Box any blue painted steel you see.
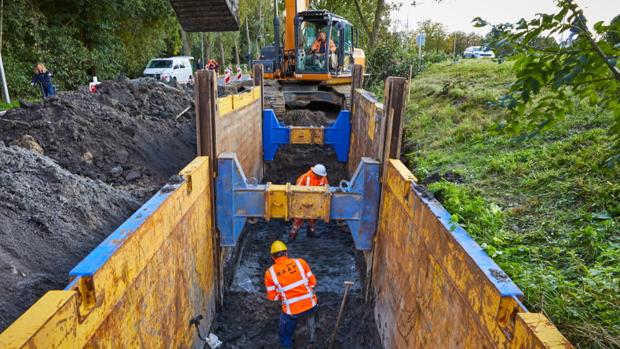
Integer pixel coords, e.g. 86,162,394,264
263,109,290,161
324,110,351,162
262,109,351,162
416,186,524,297
216,154,380,250
69,183,178,277
217,154,253,246
329,157,380,249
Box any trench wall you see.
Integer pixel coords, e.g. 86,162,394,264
347,88,385,177
215,87,263,181
0,157,215,348
372,159,572,349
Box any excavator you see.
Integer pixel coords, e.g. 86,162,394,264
253,0,366,115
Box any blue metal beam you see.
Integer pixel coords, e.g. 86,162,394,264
216,153,380,250
262,109,351,162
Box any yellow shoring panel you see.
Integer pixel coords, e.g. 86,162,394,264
0,157,215,348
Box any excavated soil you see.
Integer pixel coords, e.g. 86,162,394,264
0,144,140,330
212,109,381,348
0,78,196,199
0,79,197,331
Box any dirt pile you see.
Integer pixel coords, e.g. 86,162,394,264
0,78,198,332
0,144,140,330
0,78,196,198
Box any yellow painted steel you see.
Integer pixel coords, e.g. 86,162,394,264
218,86,261,117
0,291,78,348
289,127,324,145
512,313,574,349
372,159,572,349
218,95,234,115
264,183,331,221
0,157,216,349
265,183,289,220
289,186,331,221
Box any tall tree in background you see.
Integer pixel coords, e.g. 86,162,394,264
181,30,192,56
414,20,448,53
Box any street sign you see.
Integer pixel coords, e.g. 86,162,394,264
416,33,426,47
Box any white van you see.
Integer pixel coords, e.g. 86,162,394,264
143,56,195,85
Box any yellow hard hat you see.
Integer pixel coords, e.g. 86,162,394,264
270,240,288,254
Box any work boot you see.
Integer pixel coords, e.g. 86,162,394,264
288,229,298,242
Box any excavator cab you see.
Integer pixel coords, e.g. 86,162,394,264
295,11,354,77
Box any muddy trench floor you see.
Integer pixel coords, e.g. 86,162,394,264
211,221,382,349
211,110,382,349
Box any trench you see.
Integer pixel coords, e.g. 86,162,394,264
210,110,382,349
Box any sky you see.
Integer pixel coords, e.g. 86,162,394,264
391,0,620,35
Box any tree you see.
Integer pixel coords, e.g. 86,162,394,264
414,20,448,53
474,0,620,165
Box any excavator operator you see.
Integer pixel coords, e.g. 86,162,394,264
310,31,337,70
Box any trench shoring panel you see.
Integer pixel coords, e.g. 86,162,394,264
372,159,572,349
0,157,215,348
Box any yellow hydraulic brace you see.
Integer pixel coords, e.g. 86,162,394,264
289,127,324,145
264,183,331,221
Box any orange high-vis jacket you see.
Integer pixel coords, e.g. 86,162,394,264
264,256,317,315
311,38,336,53
296,170,328,187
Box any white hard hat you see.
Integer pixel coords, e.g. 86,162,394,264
311,164,327,177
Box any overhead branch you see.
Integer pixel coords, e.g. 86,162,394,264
353,0,370,37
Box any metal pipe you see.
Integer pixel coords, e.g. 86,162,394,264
0,54,10,103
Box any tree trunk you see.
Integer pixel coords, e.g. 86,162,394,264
370,0,386,49
353,0,370,37
218,33,225,73
234,38,240,66
204,33,211,61
181,30,192,56
245,16,252,60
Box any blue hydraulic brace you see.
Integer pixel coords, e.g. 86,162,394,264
262,109,351,162
216,153,380,250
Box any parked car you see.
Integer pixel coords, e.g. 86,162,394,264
143,56,195,85
463,46,495,59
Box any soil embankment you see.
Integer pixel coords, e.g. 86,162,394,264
0,78,196,331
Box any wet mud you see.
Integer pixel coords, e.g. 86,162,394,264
212,221,381,349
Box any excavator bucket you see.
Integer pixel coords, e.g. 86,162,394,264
169,0,239,32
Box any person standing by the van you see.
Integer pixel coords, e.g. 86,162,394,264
31,63,56,98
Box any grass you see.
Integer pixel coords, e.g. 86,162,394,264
0,100,21,111
403,60,619,348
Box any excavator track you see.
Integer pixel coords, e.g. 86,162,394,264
329,84,352,110
263,80,286,117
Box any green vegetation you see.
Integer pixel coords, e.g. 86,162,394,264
475,0,620,164
0,100,19,111
404,60,619,348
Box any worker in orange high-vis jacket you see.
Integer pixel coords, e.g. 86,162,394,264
265,240,317,349
289,164,329,241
